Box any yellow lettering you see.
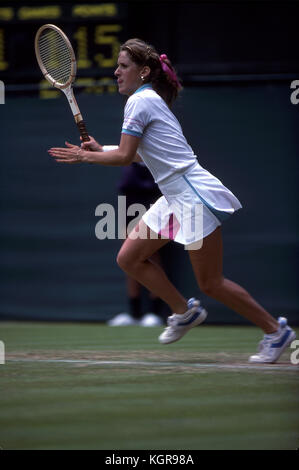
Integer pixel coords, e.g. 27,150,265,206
0,29,8,70
40,89,60,99
18,6,61,21
72,4,117,18
38,77,117,99
73,77,117,96
108,83,117,94
76,78,95,87
39,79,60,99
94,24,122,68
0,7,14,21
73,27,92,69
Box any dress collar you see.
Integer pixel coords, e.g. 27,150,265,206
134,84,153,94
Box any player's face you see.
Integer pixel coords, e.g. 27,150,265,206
115,51,143,96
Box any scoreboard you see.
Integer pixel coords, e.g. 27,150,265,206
0,1,127,97
1,0,298,98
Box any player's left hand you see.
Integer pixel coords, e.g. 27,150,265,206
48,141,84,163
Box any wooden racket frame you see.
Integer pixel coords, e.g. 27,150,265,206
35,24,89,141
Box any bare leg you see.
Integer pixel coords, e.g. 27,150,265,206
126,252,161,300
126,253,161,302
117,220,187,314
147,252,162,301
188,227,279,334
125,253,161,317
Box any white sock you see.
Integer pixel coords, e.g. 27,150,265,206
265,327,281,339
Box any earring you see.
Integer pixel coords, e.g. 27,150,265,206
141,76,144,81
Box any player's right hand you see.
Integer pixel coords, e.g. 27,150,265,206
81,135,103,152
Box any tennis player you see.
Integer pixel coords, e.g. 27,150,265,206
49,38,296,363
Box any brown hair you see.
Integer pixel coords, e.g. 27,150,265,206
120,38,182,107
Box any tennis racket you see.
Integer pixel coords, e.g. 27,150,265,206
34,23,90,142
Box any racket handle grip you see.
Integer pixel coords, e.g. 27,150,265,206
77,120,90,142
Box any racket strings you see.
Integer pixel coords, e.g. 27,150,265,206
38,29,73,85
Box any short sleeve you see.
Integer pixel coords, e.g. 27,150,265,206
122,95,150,138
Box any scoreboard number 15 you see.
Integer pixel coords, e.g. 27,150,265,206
73,24,122,70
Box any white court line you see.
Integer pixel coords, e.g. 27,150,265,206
6,358,298,371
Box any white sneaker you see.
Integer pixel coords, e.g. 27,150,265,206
257,316,287,352
140,313,163,327
107,313,139,326
159,298,207,344
249,317,296,363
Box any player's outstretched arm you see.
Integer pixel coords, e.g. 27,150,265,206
48,134,140,166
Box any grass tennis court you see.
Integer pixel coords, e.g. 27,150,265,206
0,322,298,450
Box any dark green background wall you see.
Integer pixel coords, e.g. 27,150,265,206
1,1,298,324
1,82,298,324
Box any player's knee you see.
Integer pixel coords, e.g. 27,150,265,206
116,249,136,274
116,250,129,272
199,278,222,297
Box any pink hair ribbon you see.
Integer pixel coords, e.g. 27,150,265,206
159,54,182,90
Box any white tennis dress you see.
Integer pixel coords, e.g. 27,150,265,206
121,84,242,247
